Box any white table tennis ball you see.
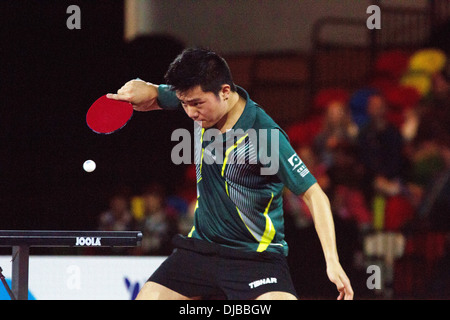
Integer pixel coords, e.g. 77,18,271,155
83,160,96,172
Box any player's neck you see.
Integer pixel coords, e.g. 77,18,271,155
216,91,246,133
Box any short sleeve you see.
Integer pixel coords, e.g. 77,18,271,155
277,131,316,195
157,84,181,110
260,128,316,195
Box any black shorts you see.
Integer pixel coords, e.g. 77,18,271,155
148,235,297,300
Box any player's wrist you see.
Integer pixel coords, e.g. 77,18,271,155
324,252,340,266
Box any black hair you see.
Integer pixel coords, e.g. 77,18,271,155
164,47,236,96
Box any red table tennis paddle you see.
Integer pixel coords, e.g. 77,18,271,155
86,95,133,134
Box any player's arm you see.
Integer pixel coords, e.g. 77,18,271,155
302,183,354,300
273,130,353,299
107,79,180,111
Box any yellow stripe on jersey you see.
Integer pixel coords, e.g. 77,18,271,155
221,133,259,240
188,196,200,238
198,128,206,183
187,225,195,237
221,134,248,176
257,193,275,252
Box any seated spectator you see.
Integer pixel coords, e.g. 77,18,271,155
97,192,135,255
355,91,410,230
135,183,178,255
357,92,405,185
313,93,358,169
98,193,134,232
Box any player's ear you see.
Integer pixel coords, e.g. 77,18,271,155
220,84,231,101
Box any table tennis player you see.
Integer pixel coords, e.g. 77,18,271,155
107,48,353,300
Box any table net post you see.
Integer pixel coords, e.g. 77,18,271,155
12,245,29,300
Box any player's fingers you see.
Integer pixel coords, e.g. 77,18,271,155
344,288,353,300
343,279,354,300
106,93,131,101
335,280,345,300
338,275,354,300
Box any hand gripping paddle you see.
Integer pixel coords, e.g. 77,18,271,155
86,95,133,134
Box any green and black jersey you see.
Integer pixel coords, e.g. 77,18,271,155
158,85,316,256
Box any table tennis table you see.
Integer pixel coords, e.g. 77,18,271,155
0,230,142,300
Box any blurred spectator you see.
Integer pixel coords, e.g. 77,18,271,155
286,89,370,230
355,92,409,230
357,92,405,186
349,88,378,129
383,85,422,142
98,193,134,232
403,51,450,231
414,138,450,231
313,90,358,169
408,141,446,189
97,192,135,255
415,68,450,146
135,183,178,255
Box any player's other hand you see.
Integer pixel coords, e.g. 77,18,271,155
326,261,354,300
107,79,161,111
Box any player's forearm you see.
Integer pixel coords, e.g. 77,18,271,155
107,79,163,111
302,183,340,264
144,83,163,111
127,82,179,111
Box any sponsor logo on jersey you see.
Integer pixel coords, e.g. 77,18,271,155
288,153,310,177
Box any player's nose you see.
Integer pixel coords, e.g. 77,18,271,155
185,107,199,120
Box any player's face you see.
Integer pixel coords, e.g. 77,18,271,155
177,85,229,128
367,95,386,118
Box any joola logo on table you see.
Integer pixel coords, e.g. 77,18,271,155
75,237,101,246
248,277,277,289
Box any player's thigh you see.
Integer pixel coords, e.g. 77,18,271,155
136,281,194,300
255,291,298,300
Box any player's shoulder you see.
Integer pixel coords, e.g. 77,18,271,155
239,86,286,136
252,105,291,140
253,104,280,130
